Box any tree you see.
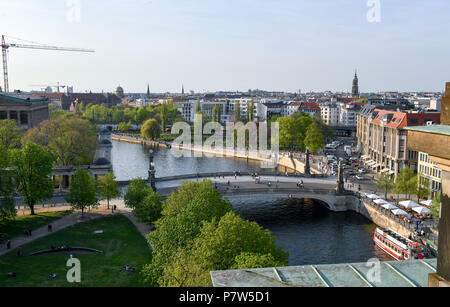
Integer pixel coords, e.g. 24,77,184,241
124,178,150,210
0,119,23,150
134,189,163,225
160,104,168,132
232,252,286,270
142,180,233,286
65,169,98,217
212,105,218,123
394,167,416,200
304,121,325,153
160,211,289,287
141,119,161,140
0,144,16,222
98,173,120,209
413,176,430,203
431,194,441,218
376,173,394,199
23,115,97,166
234,103,241,122
12,143,54,215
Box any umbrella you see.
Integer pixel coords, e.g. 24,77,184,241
392,209,408,216
399,200,420,209
382,203,398,210
367,194,380,199
413,206,431,214
374,199,388,205
420,200,433,208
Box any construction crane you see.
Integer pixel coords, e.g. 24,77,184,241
1,35,94,93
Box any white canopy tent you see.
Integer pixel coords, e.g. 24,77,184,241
374,199,389,205
420,200,433,207
367,194,381,199
399,200,420,209
413,206,431,214
382,203,398,210
392,209,408,216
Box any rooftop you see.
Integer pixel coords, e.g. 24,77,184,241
405,125,450,136
0,92,49,104
210,258,437,287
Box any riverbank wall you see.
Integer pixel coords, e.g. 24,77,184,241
346,197,414,238
111,134,170,149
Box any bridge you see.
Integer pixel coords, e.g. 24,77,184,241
130,168,355,212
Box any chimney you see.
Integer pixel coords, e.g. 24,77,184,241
443,82,450,125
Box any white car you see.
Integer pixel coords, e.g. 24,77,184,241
355,175,364,180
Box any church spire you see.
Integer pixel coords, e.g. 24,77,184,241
147,84,150,97
352,69,359,98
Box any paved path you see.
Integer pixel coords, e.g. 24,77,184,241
1,199,154,257
0,211,107,256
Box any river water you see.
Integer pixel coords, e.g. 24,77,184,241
112,141,391,265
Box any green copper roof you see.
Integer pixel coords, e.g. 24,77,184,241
210,258,437,287
405,125,450,136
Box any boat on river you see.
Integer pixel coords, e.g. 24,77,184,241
373,227,424,261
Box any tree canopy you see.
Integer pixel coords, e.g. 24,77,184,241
23,115,97,166
12,143,55,215
141,119,161,140
65,169,98,217
98,173,120,209
0,119,24,150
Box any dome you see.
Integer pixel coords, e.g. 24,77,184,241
93,157,110,165
115,85,124,98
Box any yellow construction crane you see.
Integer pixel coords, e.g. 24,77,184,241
1,35,94,93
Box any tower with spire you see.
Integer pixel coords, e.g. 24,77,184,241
146,84,150,98
352,70,359,98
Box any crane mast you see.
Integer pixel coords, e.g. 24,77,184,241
1,35,94,93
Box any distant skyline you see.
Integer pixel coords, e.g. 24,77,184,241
1,0,449,93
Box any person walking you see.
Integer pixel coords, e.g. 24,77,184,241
6,240,11,250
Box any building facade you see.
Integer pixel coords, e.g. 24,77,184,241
418,152,442,198
0,92,50,130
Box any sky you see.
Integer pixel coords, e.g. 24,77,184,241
0,0,449,93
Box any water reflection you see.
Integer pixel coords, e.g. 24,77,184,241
231,197,392,266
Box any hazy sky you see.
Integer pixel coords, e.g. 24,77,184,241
1,0,449,93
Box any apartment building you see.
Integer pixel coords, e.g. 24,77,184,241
357,108,441,177
418,152,442,198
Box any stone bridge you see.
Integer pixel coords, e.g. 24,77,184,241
121,169,357,212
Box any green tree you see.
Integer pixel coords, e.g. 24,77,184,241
431,194,441,218
160,104,169,132
23,115,97,166
12,143,54,215
234,103,241,122
98,173,120,209
124,178,150,210
394,167,416,200
376,173,394,199
134,189,163,225
141,119,161,140
136,108,150,123
160,211,289,287
304,121,325,153
65,169,98,217
212,105,218,123
0,145,16,221
413,176,430,203
0,119,24,150
232,252,286,270
142,180,232,286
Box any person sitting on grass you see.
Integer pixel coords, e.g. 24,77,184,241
49,273,57,279
7,272,16,278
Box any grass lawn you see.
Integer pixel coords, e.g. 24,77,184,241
0,210,73,240
0,214,152,287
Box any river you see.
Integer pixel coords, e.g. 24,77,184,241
111,141,391,265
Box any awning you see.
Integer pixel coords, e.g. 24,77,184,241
371,163,380,169
388,170,395,175
381,168,390,173
366,160,375,166
361,155,369,160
